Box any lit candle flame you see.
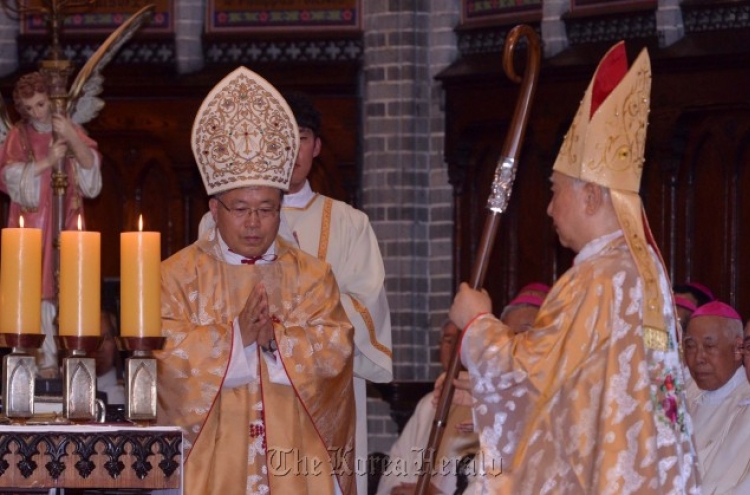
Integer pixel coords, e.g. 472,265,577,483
19,216,24,228
77,214,82,231
138,214,143,232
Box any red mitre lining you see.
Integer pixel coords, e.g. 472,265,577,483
591,41,628,118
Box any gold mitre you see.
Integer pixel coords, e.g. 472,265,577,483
191,66,299,195
555,44,671,351
552,42,651,192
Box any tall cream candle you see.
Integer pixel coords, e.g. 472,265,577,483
121,216,161,338
59,216,101,337
0,217,42,334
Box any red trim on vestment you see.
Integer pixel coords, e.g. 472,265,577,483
258,342,272,494
459,311,490,356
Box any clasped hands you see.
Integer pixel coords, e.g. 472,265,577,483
239,283,275,349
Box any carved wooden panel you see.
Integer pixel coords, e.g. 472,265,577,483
0,426,181,490
644,103,750,313
85,96,206,279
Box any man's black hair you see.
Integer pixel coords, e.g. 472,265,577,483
283,91,321,136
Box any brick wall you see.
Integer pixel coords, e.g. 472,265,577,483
367,395,400,455
362,0,461,454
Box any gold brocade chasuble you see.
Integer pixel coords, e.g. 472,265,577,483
157,234,356,495
461,235,700,495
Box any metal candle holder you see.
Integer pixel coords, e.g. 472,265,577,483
0,333,46,421
116,336,165,424
56,335,101,422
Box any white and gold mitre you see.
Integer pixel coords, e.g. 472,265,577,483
552,42,651,192
191,66,299,195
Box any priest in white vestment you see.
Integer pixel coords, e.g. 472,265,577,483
733,321,750,494
376,321,477,495
684,301,750,494
280,92,393,495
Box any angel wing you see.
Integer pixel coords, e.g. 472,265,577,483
70,73,104,125
68,4,155,124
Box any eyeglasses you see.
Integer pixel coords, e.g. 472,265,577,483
215,196,280,220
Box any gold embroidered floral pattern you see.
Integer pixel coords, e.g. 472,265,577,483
192,67,299,195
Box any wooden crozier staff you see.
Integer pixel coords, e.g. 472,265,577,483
415,24,541,495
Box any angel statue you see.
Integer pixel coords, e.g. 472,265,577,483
0,71,100,377
0,4,154,378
